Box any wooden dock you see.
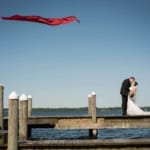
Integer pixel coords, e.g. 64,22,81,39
3,115,150,132
16,139,150,150
0,85,150,149
2,115,150,149
0,138,150,150
28,115,150,129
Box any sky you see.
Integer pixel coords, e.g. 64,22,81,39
0,0,150,108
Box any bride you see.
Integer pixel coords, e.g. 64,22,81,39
127,81,150,116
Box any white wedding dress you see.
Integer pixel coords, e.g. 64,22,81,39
127,97,150,116
127,87,150,116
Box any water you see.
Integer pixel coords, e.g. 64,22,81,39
28,107,150,140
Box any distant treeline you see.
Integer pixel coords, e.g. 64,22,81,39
3,106,150,112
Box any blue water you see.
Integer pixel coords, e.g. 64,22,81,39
28,107,150,140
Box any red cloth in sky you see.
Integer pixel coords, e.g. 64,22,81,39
1,15,80,26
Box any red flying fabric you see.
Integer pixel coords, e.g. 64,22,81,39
1,15,80,26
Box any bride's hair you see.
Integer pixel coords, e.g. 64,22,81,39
130,94,135,98
134,81,138,86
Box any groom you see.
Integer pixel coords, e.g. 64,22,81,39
120,76,136,116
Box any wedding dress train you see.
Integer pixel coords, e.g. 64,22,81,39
127,97,150,116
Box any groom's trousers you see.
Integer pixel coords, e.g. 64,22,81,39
121,95,128,115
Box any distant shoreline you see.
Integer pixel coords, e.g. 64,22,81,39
3,106,150,111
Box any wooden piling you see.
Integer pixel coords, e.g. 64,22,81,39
88,94,92,116
91,91,97,123
0,84,4,130
8,91,19,150
0,84,6,145
27,95,32,117
27,95,32,139
89,91,98,138
19,94,28,140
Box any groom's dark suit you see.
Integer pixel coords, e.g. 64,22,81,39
120,78,131,115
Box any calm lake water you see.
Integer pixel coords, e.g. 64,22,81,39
25,107,150,140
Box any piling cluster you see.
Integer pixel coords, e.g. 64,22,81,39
0,84,32,150
0,84,99,149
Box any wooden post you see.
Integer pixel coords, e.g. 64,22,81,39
89,91,98,138
0,84,4,130
0,84,6,145
91,91,97,123
27,95,32,139
8,91,19,150
88,94,92,116
27,95,32,117
19,94,28,140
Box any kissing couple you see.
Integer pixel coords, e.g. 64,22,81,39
120,76,150,116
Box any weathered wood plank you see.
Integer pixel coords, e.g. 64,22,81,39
0,130,7,145
55,116,150,129
17,139,150,149
4,115,150,129
102,116,150,128
0,136,150,149
55,118,104,129
28,117,58,124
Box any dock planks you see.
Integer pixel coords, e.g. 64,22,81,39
0,139,150,150
26,115,150,129
2,115,150,149
18,138,150,149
